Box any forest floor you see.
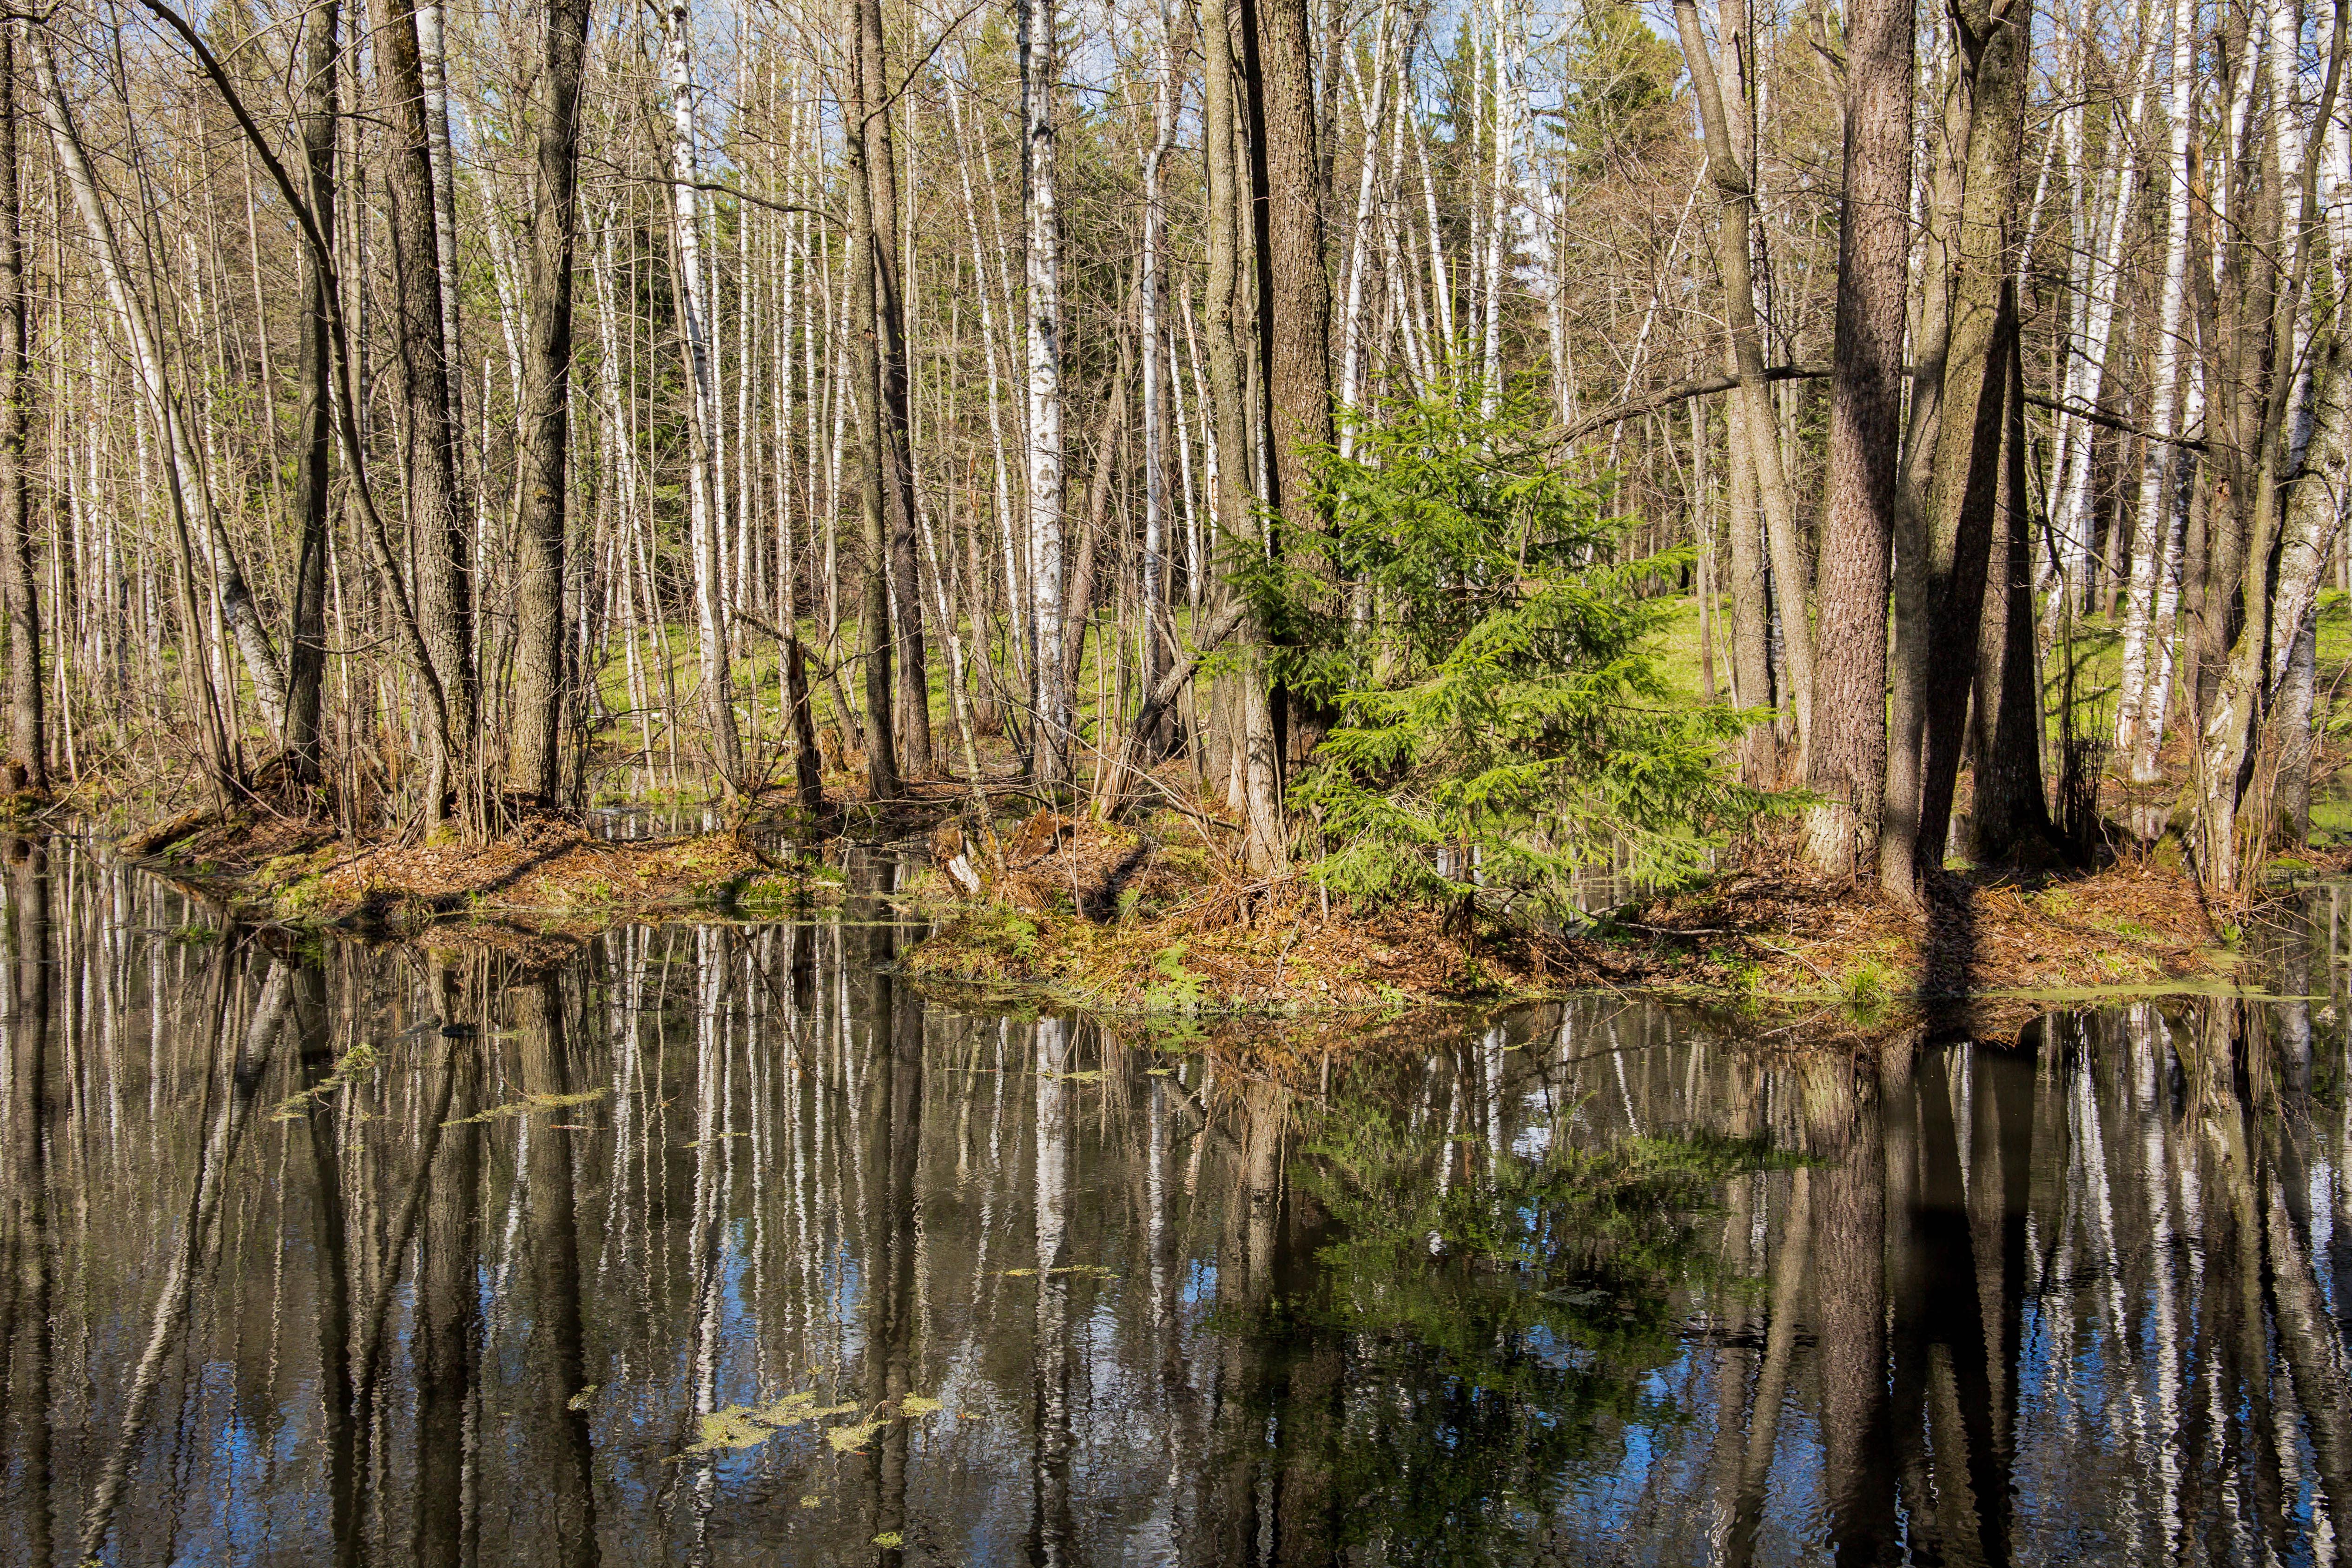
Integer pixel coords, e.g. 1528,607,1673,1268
91,586,2352,1025
117,799,820,935
104,752,2329,1039
898,805,2308,1041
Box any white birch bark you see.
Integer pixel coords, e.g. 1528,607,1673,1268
2047,8,2157,632
1140,1,1177,681
1337,0,1397,452
1021,0,1068,781
660,0,741,783
2117,0,2197,778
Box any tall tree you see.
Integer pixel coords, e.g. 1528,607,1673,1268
377,0,476,821
511,0,592,803
1200,0,1283,866
857,0,932,778
281,0,338,787
0,25,40,797
1022,0,1069,788
1881,0,2029,902
1804,0,1912,877
661,0,742,790
1672,0,1815,764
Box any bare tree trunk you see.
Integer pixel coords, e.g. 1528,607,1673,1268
1804,0,1911,876
1672,0,1815,759
1139,2,1179,754
845,0,899,800
377,0,477,820
282,0,338,789
856,0,932,778
1249,0,1332,805
1968,324,2055,861
2116,0,2197,782
1883,0,2029,902
1199,0,1282,863
661,0,742,790
1022,0,1070,789
0,26,40,797
511,0,589,805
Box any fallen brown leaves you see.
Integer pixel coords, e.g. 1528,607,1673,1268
124,805,784,931
911,809,2240,1017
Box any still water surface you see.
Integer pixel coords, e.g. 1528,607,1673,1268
0,839,2348,1564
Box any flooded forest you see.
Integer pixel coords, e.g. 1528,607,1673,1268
0,842,2347,1561
7,0,2352,1554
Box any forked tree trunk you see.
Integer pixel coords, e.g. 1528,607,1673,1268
1967,321,2055,861
1883,0,2029,903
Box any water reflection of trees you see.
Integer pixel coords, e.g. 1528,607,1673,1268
0,849,2345,1563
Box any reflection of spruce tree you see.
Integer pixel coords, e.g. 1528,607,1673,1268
1261,1054,1784,1561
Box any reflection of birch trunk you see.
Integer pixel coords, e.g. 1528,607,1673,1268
2262,1157,2352,1529
682,925,729,1555
79,960,287,1565
1029,1015,1076,1561
1718,1165,1808,1567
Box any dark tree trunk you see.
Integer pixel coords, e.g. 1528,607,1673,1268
375,0,475,819
1804,0,1911,877
283,0,337,789
0,29,39,799
1201,0,1283,867
857,0,932,778
517,976,598,1566
511,0,591,805
1969,326,2056,862
1884,0,2028,900
1248,0,1332,524
1245,0,1331,830
846,13,899,801
1909,280,2022,882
